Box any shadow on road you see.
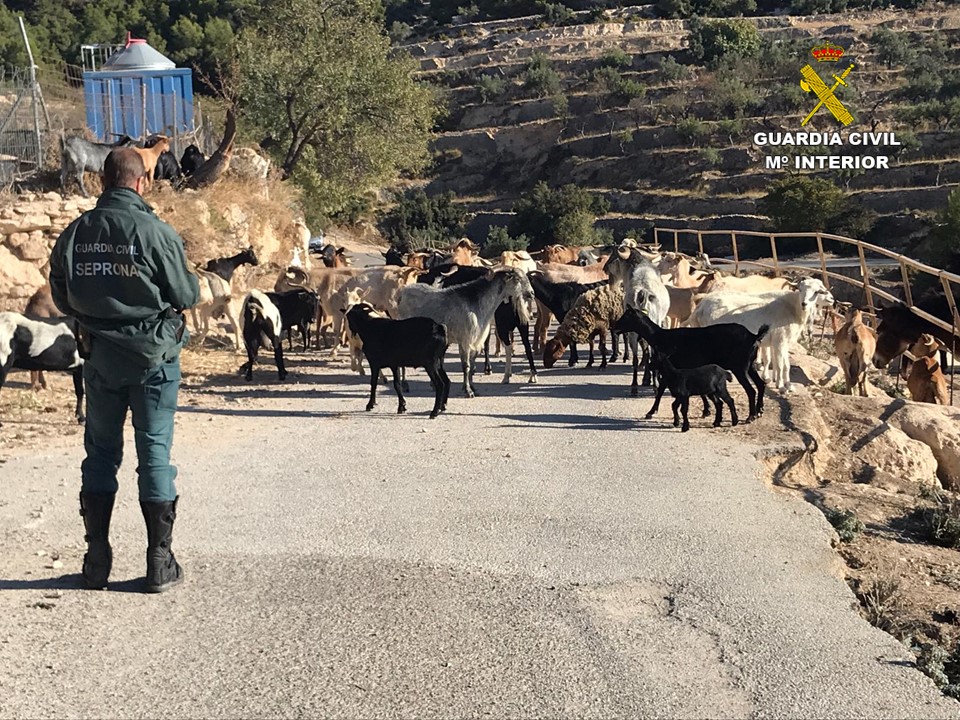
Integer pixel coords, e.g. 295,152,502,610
0,574,144,593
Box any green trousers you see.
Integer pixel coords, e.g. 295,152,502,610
81,357,181,502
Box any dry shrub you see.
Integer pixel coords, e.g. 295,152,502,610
149,176,302,270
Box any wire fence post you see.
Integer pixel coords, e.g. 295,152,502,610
731,232,740,276
18,17,43,170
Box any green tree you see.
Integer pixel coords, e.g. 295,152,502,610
689,18,761,68
379,189,467,249
523,52,562,98
871,27,916,68
758,175,873,237
483,226,529,257
923,188,960,268
509,182,610,249
239,0,438,217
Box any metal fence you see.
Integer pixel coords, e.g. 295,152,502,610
0,66,48,185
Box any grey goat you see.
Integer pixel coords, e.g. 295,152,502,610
60,134,135,197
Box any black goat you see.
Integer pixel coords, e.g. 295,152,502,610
613,306,768,422
345,302,451,418
528,273,607,366
382,246,406,266
0,313,84,427
153,151,181,182
655,353,737,432
266,289,319,351
239,291,287,382
180,145,206,177
204,246,259,282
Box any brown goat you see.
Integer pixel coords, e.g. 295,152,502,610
908,356,949,405
133,135,170,191
539,244,594,265
831,308,877,397
666,272,717,328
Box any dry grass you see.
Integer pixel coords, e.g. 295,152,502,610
148,176,303,268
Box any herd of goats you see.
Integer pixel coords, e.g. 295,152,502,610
0,232,956,431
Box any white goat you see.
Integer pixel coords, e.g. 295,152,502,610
688,278,834,391
191,267,244,353
397,268,532,398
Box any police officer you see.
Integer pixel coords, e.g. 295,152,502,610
49,148,200,593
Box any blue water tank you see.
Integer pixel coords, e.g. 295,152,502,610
82,35,194,149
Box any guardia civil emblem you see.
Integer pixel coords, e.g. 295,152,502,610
800,41,855,127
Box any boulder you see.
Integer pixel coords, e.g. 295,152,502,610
227,148,271,181
894,404,960,490
6,231,29,248
0,214,51,234
0,245,44,304
14,238,50,262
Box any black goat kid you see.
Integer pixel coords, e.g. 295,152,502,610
345,302,451,418
655,353,737,432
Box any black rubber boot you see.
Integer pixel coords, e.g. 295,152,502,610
140,497,184,593
79,492,115,590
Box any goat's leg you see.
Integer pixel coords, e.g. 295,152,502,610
401,367,409,394
438,361,452,411
701,395,711,418
518,322,537,384
599,330,608,369
483,333,491,375
610,332,620,363
72,366,85,424
712,394,724,427
367,365,379,411
468,349,480,396
271,333,287,381
242,338,256,381
569,342,578,367
641,342,653,386
78,171,89,198
426,364,444,418
502,342,513,384
722,387,738,426
460,347,474,398
628,334,640,397
671,397,682,427
749,364,767,419
392,367,406,414
645,383,667,419
227,301,244,355
680,397,691,432
586,334,596,368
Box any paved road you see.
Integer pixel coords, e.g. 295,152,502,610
0,346,956,719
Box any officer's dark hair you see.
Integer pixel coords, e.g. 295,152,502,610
103,148,145,190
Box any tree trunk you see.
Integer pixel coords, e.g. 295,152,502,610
185,107,237,189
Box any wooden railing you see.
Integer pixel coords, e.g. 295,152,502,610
653,227,960,403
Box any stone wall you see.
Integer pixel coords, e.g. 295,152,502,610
0,192,97,311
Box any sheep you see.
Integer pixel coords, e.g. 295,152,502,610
23,283,64,391
830,307,877,397
267,289,319,351
397,268,532,398
239,290,287,382
908,356,949,405
345,302,451,418
60,134,135,196
654,353,738,432
180,145,206,178
688,278,834,392
132,135,170,191
542,284,625,369
0,312,84,428
529,273,607,359
612,306,769,423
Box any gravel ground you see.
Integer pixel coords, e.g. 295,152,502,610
0,334,957,718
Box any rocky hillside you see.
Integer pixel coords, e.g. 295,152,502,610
410,5,960,245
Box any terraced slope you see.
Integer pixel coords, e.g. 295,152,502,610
409,6,960,244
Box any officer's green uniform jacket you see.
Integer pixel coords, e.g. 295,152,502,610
49,187,200,382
